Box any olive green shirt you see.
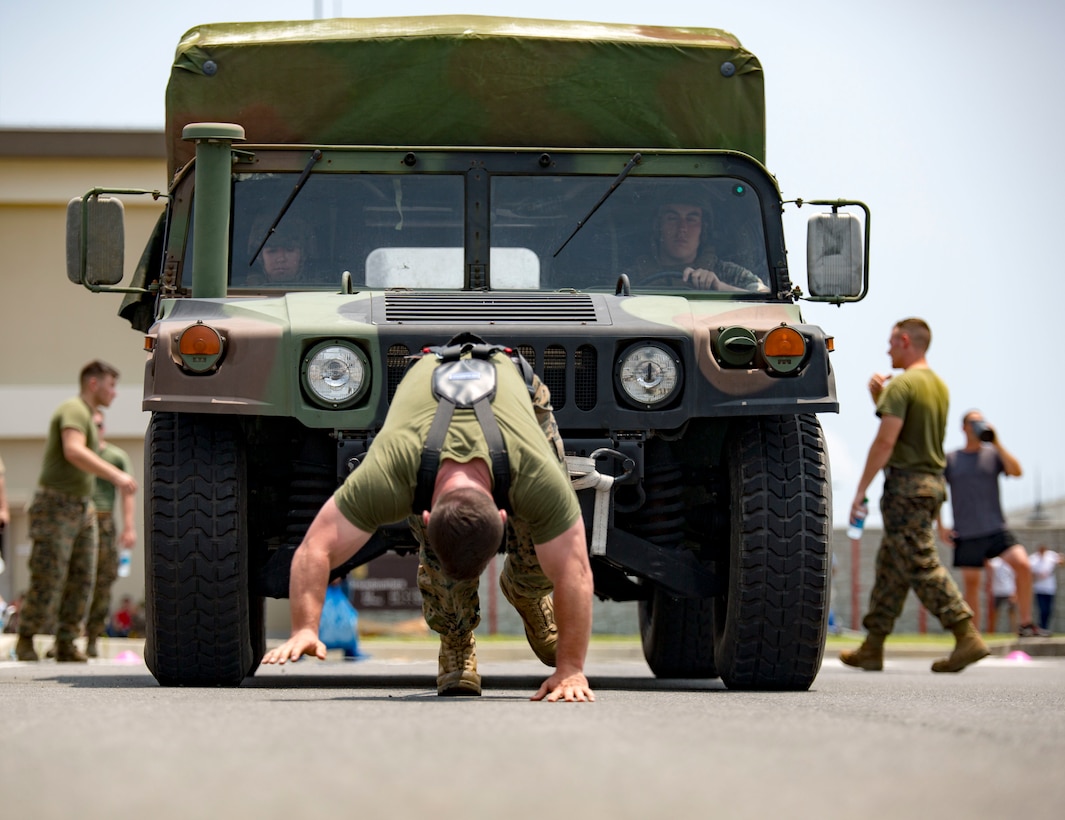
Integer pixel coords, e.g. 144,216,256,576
334,353,580,545
875,367,949,475
38,397,98,497
92,442,132,513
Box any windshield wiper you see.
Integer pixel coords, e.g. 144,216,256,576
553,152,641,257
248,149,322,267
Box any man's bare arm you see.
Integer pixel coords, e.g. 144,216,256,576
993,437,1023,478
262,497,373,664
852,414,903,515
118,483,137,549
61,428,136,494
532,517,595,702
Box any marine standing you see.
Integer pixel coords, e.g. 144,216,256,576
840,318,989,673
15,361,137,662
84,409,137,657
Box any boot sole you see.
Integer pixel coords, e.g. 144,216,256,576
838,651,882,671
437,673,482,696
839,658,883,671
931,647,990,674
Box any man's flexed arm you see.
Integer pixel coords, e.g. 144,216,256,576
262,497,373,665
532,517,595,702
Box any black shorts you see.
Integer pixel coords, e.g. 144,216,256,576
952,530,1017,568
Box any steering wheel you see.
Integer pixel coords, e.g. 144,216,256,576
636,270,693,288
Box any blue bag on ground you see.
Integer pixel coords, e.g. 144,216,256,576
318,582,365,659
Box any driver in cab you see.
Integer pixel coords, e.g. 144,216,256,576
629,197,769,293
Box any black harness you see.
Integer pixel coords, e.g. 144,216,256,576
412,334,535,516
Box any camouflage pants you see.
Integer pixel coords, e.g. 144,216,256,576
415,374,562,640
19,488,99,643
862,471,972,637
85,513,118,641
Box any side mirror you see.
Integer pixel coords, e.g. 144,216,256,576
806,210,867,302
66,195,125,286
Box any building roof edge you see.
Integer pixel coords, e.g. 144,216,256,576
0,128,164,158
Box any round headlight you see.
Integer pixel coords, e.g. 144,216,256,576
302,342,369,408
616,343,681,408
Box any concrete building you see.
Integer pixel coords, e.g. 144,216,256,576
0,129,165,610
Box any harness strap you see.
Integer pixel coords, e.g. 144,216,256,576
473,395,511,513
413,397,456,515
412,334,531,516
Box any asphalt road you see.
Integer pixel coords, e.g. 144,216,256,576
3,643,1064,820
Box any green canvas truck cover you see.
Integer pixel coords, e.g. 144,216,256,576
166,15,765,177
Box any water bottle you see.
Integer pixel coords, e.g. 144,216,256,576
847,498,869,540
117,549,132,578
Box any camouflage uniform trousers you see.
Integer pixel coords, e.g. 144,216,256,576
414,374,564,640
85,512,118,642
862,470,973,638
19,487,99,643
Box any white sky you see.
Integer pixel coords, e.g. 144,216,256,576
2,0,1063,527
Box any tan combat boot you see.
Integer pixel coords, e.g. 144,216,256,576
54,640,89,663
15,635,39,662
931,618,990,674
499,570,557,667
838,633,885,671
437,632,480,696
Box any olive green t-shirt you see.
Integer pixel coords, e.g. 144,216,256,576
38,397,98,497
93,442,132,512
875,367,949,474
334,353,580,545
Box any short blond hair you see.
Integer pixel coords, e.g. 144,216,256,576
895,318,931,352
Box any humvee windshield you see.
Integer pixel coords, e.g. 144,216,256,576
226,172,770,293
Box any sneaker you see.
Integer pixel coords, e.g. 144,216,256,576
437,633,480,696
499,570,557,667
1018,623,1051,638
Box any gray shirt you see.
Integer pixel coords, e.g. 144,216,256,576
944,445,1006,539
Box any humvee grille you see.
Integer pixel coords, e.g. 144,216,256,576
385,341,599,410
383,292,598,323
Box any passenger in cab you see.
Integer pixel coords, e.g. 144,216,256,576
246,215,314,285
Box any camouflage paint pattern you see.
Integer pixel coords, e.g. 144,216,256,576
861,470,973,637
166,16,764,177
19,488,99,643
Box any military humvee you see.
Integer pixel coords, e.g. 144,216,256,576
67,16,868,690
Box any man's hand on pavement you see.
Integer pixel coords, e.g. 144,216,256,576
261,628,327,665
531,670,596,703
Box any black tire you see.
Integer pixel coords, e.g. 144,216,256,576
144,412,256,686
713,415,830,691
639,586,718,678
